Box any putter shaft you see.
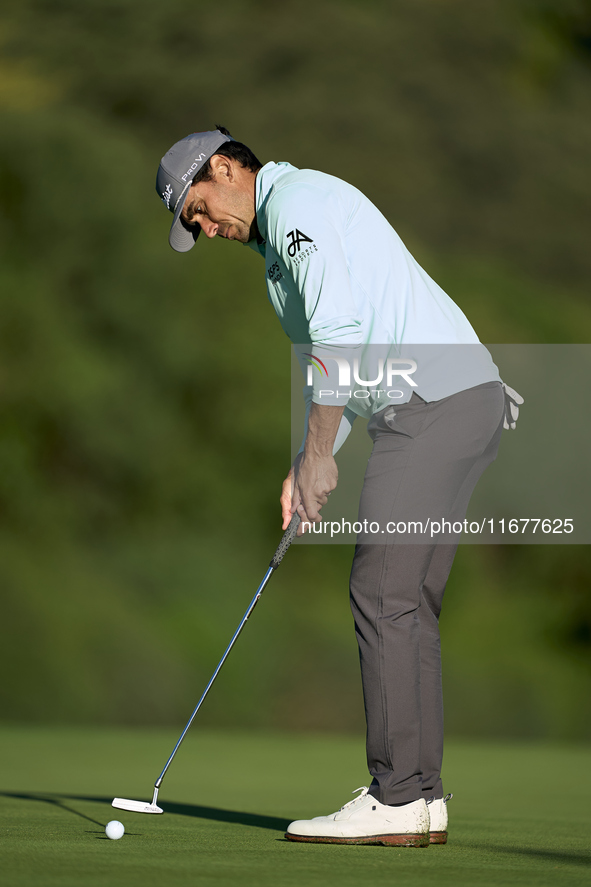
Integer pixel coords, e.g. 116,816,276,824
154,565,274,789
153,513,300,792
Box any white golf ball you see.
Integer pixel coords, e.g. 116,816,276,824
105,820,125,840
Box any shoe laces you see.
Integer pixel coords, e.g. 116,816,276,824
337,786,369,812
426,793,453,805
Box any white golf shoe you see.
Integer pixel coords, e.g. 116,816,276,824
285,787,430,846
426,793,453,844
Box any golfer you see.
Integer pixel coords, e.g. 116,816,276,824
155,127,522,846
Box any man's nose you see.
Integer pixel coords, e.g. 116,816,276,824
200,219,218,238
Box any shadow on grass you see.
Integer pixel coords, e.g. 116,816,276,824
0,792,290,833
482,844,591,868
1,791,105,827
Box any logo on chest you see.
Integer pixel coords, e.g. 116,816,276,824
286,229,318,266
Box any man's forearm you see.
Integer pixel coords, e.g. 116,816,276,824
283,403,345,533
304,403,346,457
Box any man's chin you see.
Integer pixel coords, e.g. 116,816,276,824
224,220,258,244
227,227,249,244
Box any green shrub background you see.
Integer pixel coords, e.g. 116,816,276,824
0,0,589,738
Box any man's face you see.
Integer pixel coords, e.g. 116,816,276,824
181,156,257,244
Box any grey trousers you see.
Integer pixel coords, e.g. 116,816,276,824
349,382,505,805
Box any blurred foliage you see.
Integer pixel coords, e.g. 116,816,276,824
0,0,589,739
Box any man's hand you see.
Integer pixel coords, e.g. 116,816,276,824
281,457,300,531
281,402,345,535
282,452,339,535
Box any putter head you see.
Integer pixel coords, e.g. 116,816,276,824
112,797,164,814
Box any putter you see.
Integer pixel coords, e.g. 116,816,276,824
113,512,301,814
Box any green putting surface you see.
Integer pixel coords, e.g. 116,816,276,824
0,727,589,887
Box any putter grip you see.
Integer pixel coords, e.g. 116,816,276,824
270,513,301,569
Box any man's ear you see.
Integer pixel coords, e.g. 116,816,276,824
209,154,233,182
